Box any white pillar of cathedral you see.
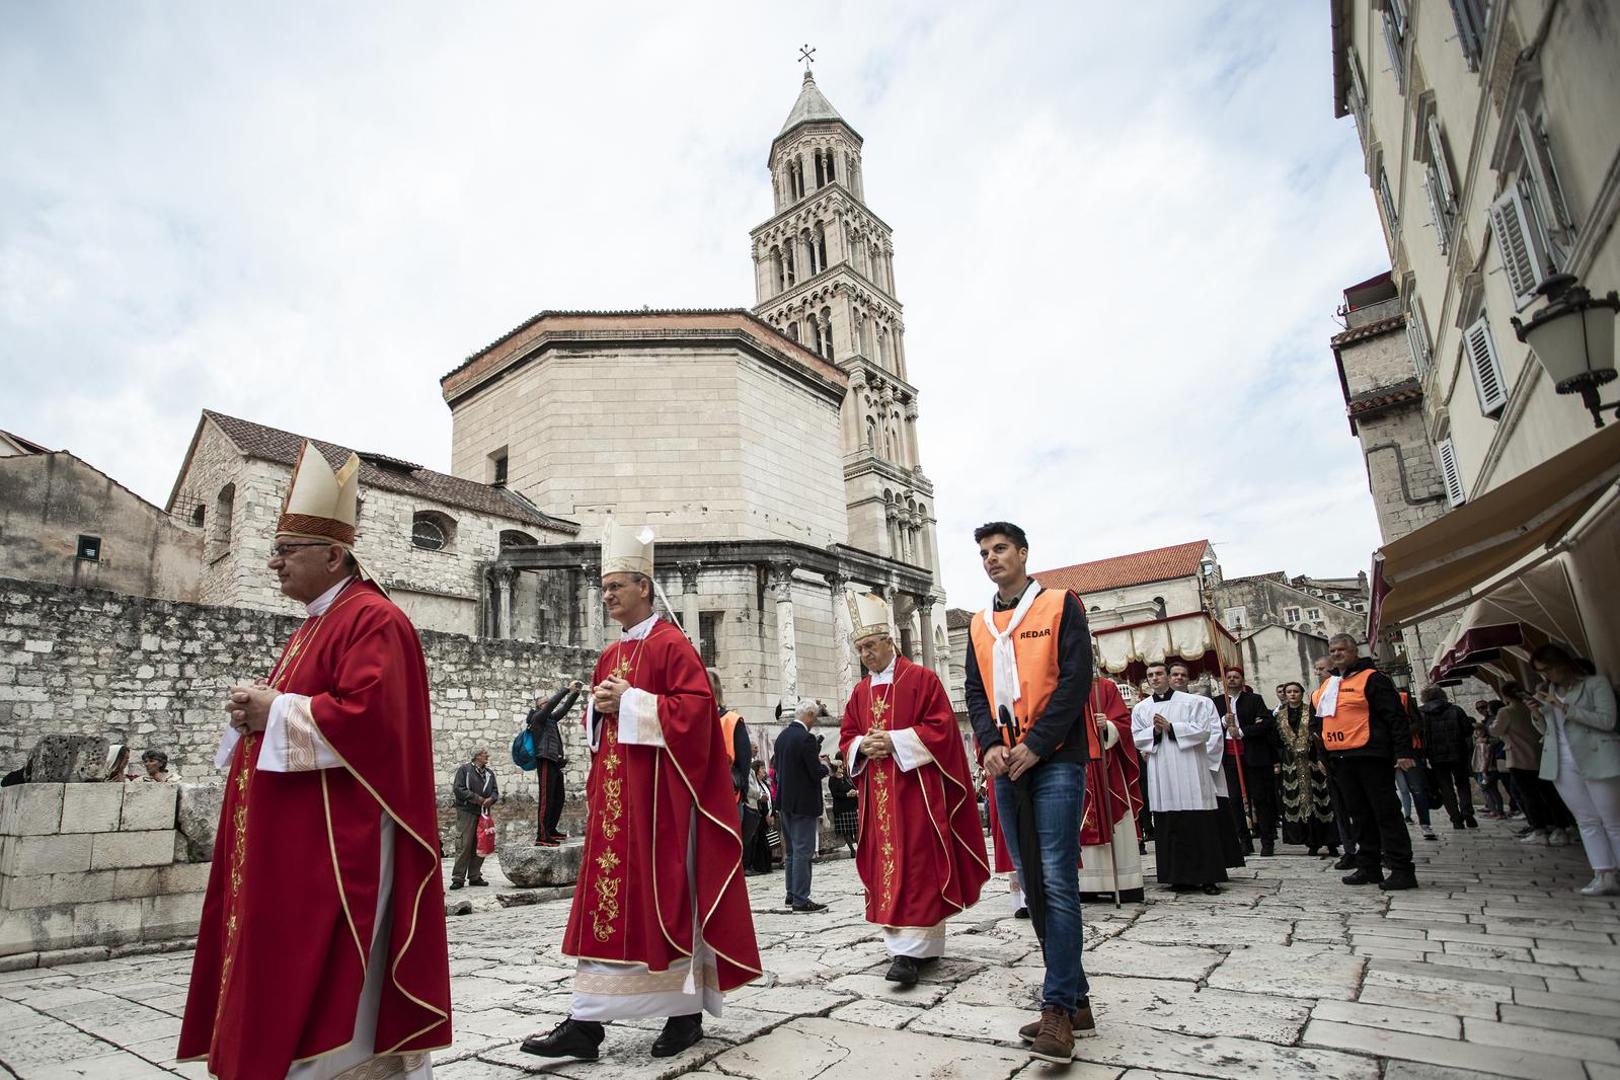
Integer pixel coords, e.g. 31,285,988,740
679,562,702,654
827,570,855,705
492,567,515,639
918,596,937,673
768,561,799,706
584,563,604,651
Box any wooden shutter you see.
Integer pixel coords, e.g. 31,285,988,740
1448,0,1486,71
1426,116,1456,209
1437,438,1466,506
1378,167,1399,229
1423,169,1451,254
1382,9,1406,94
1515,109,1573,235
1464,316,1508,416
1405,294,1431,376
1489,188,1549,310
1347,47,1368,112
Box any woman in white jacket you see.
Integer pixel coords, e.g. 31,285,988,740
1528,643,1620,896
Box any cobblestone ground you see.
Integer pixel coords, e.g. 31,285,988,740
1,815,1617,1079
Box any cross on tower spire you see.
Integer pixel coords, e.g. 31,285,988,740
798,43,816,72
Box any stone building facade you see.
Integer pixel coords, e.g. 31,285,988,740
1330,0,1620,673
0,447,201,603
165,410,578,637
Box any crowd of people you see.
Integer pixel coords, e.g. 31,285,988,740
105,441,1613,1079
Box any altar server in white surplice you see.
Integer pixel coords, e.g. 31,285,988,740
1132,660,1228,895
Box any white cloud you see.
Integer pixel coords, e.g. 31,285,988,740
0,1,1391,606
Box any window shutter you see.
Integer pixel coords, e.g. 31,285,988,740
1347,47,1368,111
1515,109,1573,235
1405,295,1431,377
1437,438,1467,506
1382,10,1406,93
1426,116,1456,209
1448,0,1486,70
1423,169,1451,255
1378,167,1400,229
1489,188,1550,310
1464,316,1508,416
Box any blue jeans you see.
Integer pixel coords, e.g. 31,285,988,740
993,760,1089,1011
782,813,819,906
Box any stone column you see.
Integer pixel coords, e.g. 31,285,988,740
918,596,938,675
828,570,855,705
679,562,702,656
904,400,922,468
494,566,515,639
583,563,604,651
768,562,799,707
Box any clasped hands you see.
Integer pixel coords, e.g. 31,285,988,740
862,731,895,760
224,678,279,735
591,677,631,714
982,742,1040,781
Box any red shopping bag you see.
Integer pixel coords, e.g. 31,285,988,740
476,809,496,857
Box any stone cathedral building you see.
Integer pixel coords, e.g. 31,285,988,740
447,69,950,716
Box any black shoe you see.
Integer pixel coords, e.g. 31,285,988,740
1333,855,1356,870
449,882,464,890
650,1013,704,1058
469,879,489,887
549,831,569,840
1342,869,1384,886
521,1017,604,1059
1451,821,1465,831
1464,816,1478,829
792,900,828,913
885,955,920,986
1014,906,1030,919
1260,844,1275,857
1200,883,1222,895
1379,870,1419,891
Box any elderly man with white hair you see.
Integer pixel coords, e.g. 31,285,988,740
774,697,831,912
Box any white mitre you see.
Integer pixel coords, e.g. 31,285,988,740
846,590,890,644
277,441,385,591
601,519,655,578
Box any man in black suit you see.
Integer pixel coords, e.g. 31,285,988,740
1214,666,1283,856
773,700,830,912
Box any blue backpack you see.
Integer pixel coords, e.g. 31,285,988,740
511,730,538,772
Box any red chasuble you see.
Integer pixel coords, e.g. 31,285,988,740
178,581,451,1079
561,619,761,989
839,656,990,927
1080,678,1143,851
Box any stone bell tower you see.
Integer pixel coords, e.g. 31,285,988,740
750,67,947,664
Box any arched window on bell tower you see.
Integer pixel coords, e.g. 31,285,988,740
814,222,827,273
809,317,823,355
814,150,825,189
820,306,834,360
771,247,784,293
825,149,836,184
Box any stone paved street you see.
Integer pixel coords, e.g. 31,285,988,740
1,816,1617,1079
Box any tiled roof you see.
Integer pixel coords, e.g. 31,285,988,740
1347,378,1423,417
202,410,578,534
778,70,850,138
0,428,53,454
1330,313,1405,347
1032,540,1211,595
946,608,974,631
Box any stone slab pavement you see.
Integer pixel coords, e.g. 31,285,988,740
0,815,1616,1078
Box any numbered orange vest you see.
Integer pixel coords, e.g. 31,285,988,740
1314,669,1372,751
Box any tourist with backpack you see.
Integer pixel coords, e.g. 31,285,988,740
518,681,583,846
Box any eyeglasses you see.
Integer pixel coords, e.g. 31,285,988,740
269,542,331,559
601,581,642,594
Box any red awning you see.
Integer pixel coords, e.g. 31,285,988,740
1428,623,1525,684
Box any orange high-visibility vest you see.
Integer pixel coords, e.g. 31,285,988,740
1314,670,1373,751
971,587,1098,757
1400,691,1422,749
719,710,744,803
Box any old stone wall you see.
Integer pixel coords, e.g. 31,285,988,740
0,577,595,802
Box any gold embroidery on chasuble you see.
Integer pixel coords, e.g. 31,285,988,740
588,639,641,944
869,684,897,910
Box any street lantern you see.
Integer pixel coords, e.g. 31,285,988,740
1512,273,1620,428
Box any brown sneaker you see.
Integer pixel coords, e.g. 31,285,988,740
1019,1004,1089,1042
1027,1006,1075,1063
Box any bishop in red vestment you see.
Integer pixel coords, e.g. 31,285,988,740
523,523,760,1064
839,592,989,987
179,443,450,1080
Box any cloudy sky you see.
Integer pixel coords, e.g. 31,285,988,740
1,2,1391,604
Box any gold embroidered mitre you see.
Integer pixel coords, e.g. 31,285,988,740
847,590,890,643
277,441,360,546
601,519,655,579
